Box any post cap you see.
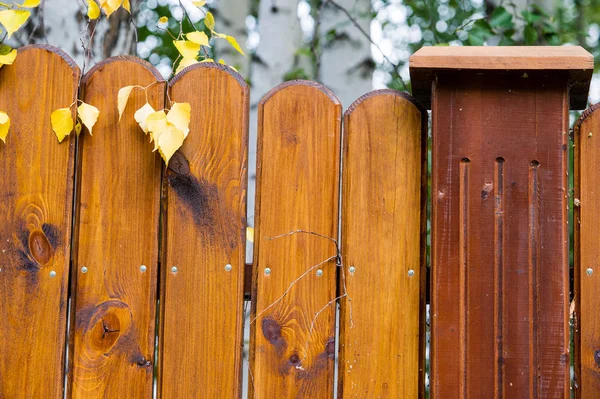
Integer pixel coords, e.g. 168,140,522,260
409,46,593,110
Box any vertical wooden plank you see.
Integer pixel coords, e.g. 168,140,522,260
70,57,164,398
249,81,341,398
159,63,248,398
338,90,426,398
0,45,79,398
574,105,600,398
430,72,570,398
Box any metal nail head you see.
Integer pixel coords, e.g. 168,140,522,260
316,269,323,277
587,268,594,276
225,264,232,272
264,268,271,276
349,266,355,274
81,266,88,274
140,265,147,272
171,266,178,274
408,269,415,277
49,270,57,278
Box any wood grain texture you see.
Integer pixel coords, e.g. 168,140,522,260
574,105,600,398
249,81,341,398
159,63,248,399
0,45,79,398
70,57,164,398
338,90,426,398
430,72,570,398
409,46,593,110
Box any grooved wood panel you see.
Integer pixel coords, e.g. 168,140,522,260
338,90,426,398
250,81,341,398
574,105,600,398
431,72,570,398
70,57,164,398
159,64,248,399
0,45,79,398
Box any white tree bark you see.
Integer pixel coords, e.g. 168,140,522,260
215,0,251,79
319,0,372,108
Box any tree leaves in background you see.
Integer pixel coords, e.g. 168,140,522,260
489,6,513,30
467,20,492,46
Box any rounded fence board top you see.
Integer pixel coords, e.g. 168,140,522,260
409,46,594,110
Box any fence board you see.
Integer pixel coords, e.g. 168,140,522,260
0,45,79,398
338,90,426,398
249,81,341,398
69,57,164,398
159,64,248,398
574,105,600,398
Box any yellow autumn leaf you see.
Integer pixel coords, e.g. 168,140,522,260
117,85,135,121
186,31,209,46
21,0,41,7
200,58,214,63
78,102,100,135
0,48,17,68
75,120,82,136
0,111,10,143
101,0,120,17
212,31,226,39
87,0,100,20
123,0,130,12
246,227,254,243
173,40,200,59
167,102,191,137
134,103,155,133
176,57,199,74
146,110,169,149
51,107,74,143
156,124,185,165
192,0,206,6
204,11,215,30
226,35,245,56
158,16,168,27
0,10,31,39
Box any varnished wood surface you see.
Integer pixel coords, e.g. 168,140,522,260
574,105,600,398
70,57,164,398
410,46,593,110
250,81,342,398
159,63,248,399
0,45,79,398
430,72,570,398
338,90,426,398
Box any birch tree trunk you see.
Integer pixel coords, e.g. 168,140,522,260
215,0,251,79
17,0,137,67
319,0,373,107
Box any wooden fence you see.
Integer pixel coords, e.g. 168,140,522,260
0,44,598,398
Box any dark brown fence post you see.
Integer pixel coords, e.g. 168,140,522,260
410,47,592,398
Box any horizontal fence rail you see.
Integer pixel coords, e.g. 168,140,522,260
0,44,597,399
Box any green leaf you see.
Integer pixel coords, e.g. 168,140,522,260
524,25,538,45
522,10,541,24
499,36,516,46
490,6,513,29
0,44,12,56
468,19,492,46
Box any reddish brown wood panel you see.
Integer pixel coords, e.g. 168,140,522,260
249,81,341,398
159,63,248,398
70,57,164,398
338,90,426,398
0,45,79,398
431,72,570,398
574,105,600,398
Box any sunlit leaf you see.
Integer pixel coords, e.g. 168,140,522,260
226,35,245,56
87,0,100,20
117,85,135,121
0,10,31,39
200,58,214,63
123,0,130,12
21,0,41,7
156,124,185,164
134,103,155,133
0,47,17,68
176,57,199,74
78,101,100,135
0,111,10,143
51,107,74,143
204,11,215,30
146,110,169,148
167,102,191,137
187,31,209,46
174,40,200,59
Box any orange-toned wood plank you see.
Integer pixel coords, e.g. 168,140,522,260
159,64,248,398
575,105,600,398
0,45,79,398
69,57,164,398
338,90,426,398
249,81,341,398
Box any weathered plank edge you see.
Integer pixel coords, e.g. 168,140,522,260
338,89,428,399
249,79,341,398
